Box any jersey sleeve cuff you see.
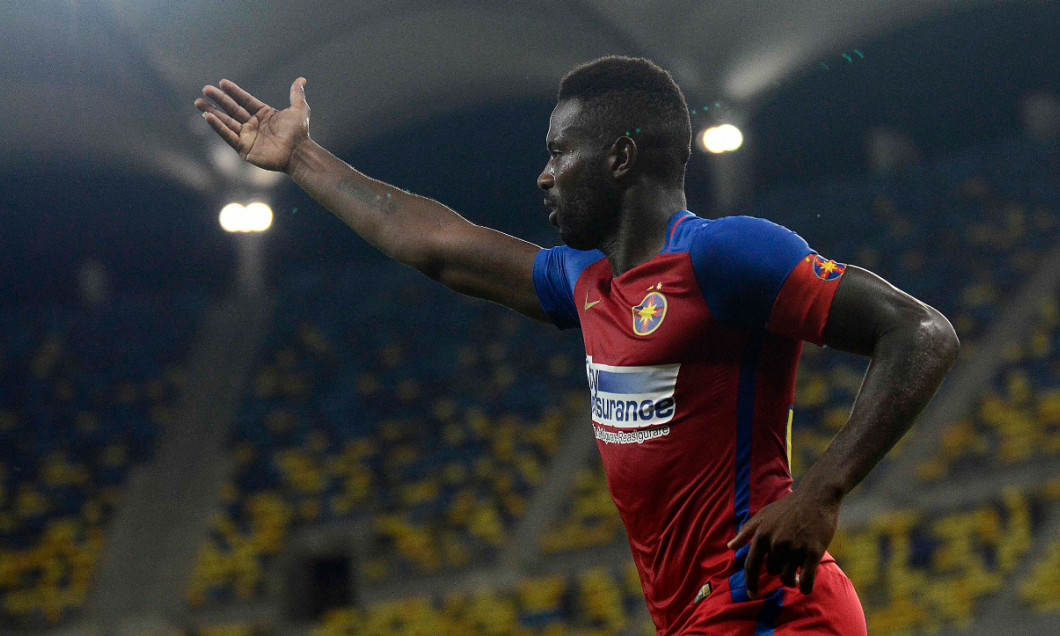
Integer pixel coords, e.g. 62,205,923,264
533,249,580,330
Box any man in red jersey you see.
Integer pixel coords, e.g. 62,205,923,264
196,56,957,634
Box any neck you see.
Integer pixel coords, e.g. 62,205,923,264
599,183,687,277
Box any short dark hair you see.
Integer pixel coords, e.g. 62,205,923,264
558,56,691,186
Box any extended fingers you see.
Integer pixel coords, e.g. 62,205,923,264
743,533,766,598
220,79,267,114
765,543,788,576
799,555,820,595
779,557,800,588
203,85,253,123
728,515,759,550
195,97,241,134
201,111,240,149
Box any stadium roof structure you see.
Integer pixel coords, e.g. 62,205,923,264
3,0,1014,194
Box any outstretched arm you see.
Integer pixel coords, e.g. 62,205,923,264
195,78,548,320
729,266,960,597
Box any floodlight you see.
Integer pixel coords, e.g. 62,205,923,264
219,202,273,233
701,124,744,153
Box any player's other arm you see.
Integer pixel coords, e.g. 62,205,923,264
730,265,959,597
195,78,547,321
803,266,959,504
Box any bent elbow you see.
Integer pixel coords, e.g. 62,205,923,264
920,307,960,369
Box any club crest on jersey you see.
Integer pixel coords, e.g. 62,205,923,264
632,291,667,335
811,254,846,281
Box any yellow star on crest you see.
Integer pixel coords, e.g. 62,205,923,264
637,301,658,327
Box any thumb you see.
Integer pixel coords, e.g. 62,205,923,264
290,77,308,108
728,515,759,550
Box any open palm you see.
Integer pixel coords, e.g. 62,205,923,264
194,78,310,173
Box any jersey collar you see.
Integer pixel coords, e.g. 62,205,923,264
660,209,695,254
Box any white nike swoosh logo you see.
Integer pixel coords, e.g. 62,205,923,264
584,294,601,310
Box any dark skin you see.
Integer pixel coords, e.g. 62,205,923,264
195,78,959,599
540,98,686,273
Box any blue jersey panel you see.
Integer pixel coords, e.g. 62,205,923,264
661,210,696,253
532,246,606,329
686,215,813,329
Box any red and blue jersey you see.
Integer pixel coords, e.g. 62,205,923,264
532,210,847,635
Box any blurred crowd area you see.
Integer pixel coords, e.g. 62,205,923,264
0,295,205,627
142,479,1060,636
187,267,584,604
1,133,1060,634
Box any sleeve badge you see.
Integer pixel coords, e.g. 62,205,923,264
811,254,846,281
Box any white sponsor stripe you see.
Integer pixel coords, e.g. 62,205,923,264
586,356,679,429
585,357,680,374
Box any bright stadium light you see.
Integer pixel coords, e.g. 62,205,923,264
219,202,273,233
244,202,274,231
219,203,244,232
701,124,744,153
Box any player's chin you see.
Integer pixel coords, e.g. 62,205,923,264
559,227,590,250
559,223,576,243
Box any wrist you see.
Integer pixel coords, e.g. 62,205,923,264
798,466,848,507
285,137,320,180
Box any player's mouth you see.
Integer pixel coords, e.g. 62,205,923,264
545,198,559,227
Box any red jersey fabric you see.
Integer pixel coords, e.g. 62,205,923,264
532,211,854,634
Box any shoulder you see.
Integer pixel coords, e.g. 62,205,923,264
533,245,606,294
682,215,814,327
665,213,805,255
537,245,605,276
532,245,605,330
689,214,811,268
687,215,807,256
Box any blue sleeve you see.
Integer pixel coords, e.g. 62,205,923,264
532,246,604,330
689,216,814,329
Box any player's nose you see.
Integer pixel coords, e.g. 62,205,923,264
537,164,554,191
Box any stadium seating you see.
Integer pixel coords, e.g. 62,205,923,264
305,479,1055,636
0,294,203,628
830,481,1060,634
1020,488,1060,614
540,456,624,555
128,622,270,636
917,295,1060,482
188,265,585,605
309,562,653,636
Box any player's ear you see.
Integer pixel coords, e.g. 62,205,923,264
609,135,637,180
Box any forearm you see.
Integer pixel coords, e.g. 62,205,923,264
284,139,546,317
286,139,463,275
801,306,959,501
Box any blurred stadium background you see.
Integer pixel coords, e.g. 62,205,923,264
3,1,1060,634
